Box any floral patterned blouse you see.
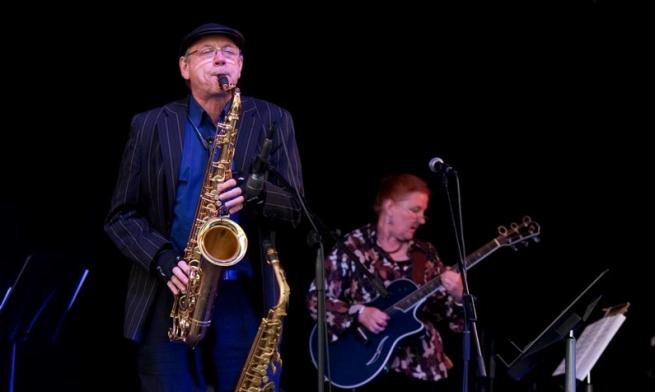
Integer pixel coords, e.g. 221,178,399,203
307,224,464,382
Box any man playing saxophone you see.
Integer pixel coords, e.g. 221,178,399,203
105,22,303,392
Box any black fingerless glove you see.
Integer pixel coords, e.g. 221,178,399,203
153,248,178,284
239,179,266,207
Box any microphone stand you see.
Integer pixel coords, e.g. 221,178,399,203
439,171,487,392
305,209,346,392
264,166,338,392
307,229,326,392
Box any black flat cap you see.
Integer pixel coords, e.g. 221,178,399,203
179,23,245,56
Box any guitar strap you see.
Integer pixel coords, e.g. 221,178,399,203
335,240,389,297
411,247,427,285
410,246,455,368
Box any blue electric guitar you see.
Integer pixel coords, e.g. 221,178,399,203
309,216,541,389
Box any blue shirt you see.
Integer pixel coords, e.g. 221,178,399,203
169,96,252,280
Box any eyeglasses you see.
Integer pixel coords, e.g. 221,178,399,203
406,206,428,222
186,45,240,61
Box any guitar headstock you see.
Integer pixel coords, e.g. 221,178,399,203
497,216,541,250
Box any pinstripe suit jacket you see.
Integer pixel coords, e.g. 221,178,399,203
105,96,303,341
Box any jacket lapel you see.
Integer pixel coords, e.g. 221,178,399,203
158,99,187,203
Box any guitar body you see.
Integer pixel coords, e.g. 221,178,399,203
309,279,424,389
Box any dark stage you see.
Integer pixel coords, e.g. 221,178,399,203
2,3,653,391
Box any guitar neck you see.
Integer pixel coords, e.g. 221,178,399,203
456,238,502,272
389,238,502,313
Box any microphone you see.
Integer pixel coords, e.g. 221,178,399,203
243,126,274,203
428,157,456,175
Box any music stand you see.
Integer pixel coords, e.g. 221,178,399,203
498,269,609,391
552,303,628,390
1,252,90,392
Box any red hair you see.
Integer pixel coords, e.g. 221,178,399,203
373,173,430,214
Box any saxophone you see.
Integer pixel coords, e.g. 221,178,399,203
235,243,290,392
168,84,248,347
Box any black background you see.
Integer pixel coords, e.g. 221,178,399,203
2,2,653,391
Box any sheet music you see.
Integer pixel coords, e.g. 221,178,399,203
553,313,626,380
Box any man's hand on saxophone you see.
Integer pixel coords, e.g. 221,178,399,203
216,178,244,215
167,260,190,296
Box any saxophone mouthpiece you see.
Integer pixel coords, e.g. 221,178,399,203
218,75,231,90
263,241,280,265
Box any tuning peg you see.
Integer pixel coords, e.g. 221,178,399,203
498,225,508,236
